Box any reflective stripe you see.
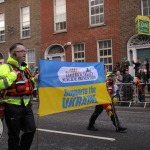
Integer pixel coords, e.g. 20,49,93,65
7,64,13,72
3,78,9,88
0,76,4,79
0,64,13,89
3,99,30,106
0,76,9,88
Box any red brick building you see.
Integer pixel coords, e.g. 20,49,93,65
0,0,41,73
41,0,150,73
41,0,121,72
0,0,150,74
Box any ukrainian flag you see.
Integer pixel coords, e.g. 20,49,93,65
38,59,111,116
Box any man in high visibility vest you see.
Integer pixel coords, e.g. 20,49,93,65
0,43,38,150
87,65,127,132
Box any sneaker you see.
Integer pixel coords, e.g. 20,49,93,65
87,125,98,131
116,126,127,132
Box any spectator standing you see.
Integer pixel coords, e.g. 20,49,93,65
122,69,133,102
113,62,121,73
114,70,123,101
132,57,141,76
144,59,150,92
32,67,38,101
136,68,147,102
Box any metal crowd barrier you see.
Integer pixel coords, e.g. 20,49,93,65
114,83,150,108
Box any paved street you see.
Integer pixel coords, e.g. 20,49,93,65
0,101,150,150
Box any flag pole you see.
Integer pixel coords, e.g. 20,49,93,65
111,96,119,131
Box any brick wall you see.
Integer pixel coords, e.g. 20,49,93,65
120,0,141,60
0,0,42,65
41,0,121,65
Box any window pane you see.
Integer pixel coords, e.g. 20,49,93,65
0,13,5,42
96,15,100,23
104,41,107,48
100,0,103,3
108,49,111,55
91,7,94,15
90,0,104,25
21,6,30,38
143,8,148,15
143,0,147,7
142,0,150,16
91,16,95,24
95,0,100,5
74,53,78,58
104,58,107,63
99,42,103,48
73,43,85,62
100,50,103,56
104,50,107,56
95,6,100,14
108,65,112,72
108,41,111,47
91,0,94,6
98,40,112,72
100,5,103,13
108,57,112,63
100,58,103,62
55,0,66,31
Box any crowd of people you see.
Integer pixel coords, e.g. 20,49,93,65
112,58,150,103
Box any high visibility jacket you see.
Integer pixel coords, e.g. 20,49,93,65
0,57,35,106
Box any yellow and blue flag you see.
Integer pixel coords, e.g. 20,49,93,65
38,59,111,116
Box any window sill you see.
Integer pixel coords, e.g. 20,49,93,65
20,36,31,40
88,23,106,28
53,30,67,35
0,41,5,44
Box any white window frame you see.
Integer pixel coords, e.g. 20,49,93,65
0,13,5,43
0,0,4,3
72,43,85,62
97,39,113,72
89,0,104,27
141,0,150,16
20,6,30,38
54,0,67,32
26,48,36,71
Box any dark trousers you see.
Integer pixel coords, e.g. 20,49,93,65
88,104,120,128
4,102,36,150
88,105,104,127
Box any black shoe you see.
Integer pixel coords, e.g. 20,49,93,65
116,126,127,132
87,125,98,131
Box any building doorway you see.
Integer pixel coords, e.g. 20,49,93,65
137,48,150,63
127,34,150,76
127,34,150,63
45,44,65,61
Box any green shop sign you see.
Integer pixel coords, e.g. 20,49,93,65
135,15,150,35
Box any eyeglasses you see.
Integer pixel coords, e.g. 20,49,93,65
14,50,27,54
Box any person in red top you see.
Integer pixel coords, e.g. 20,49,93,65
87,65,127,132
